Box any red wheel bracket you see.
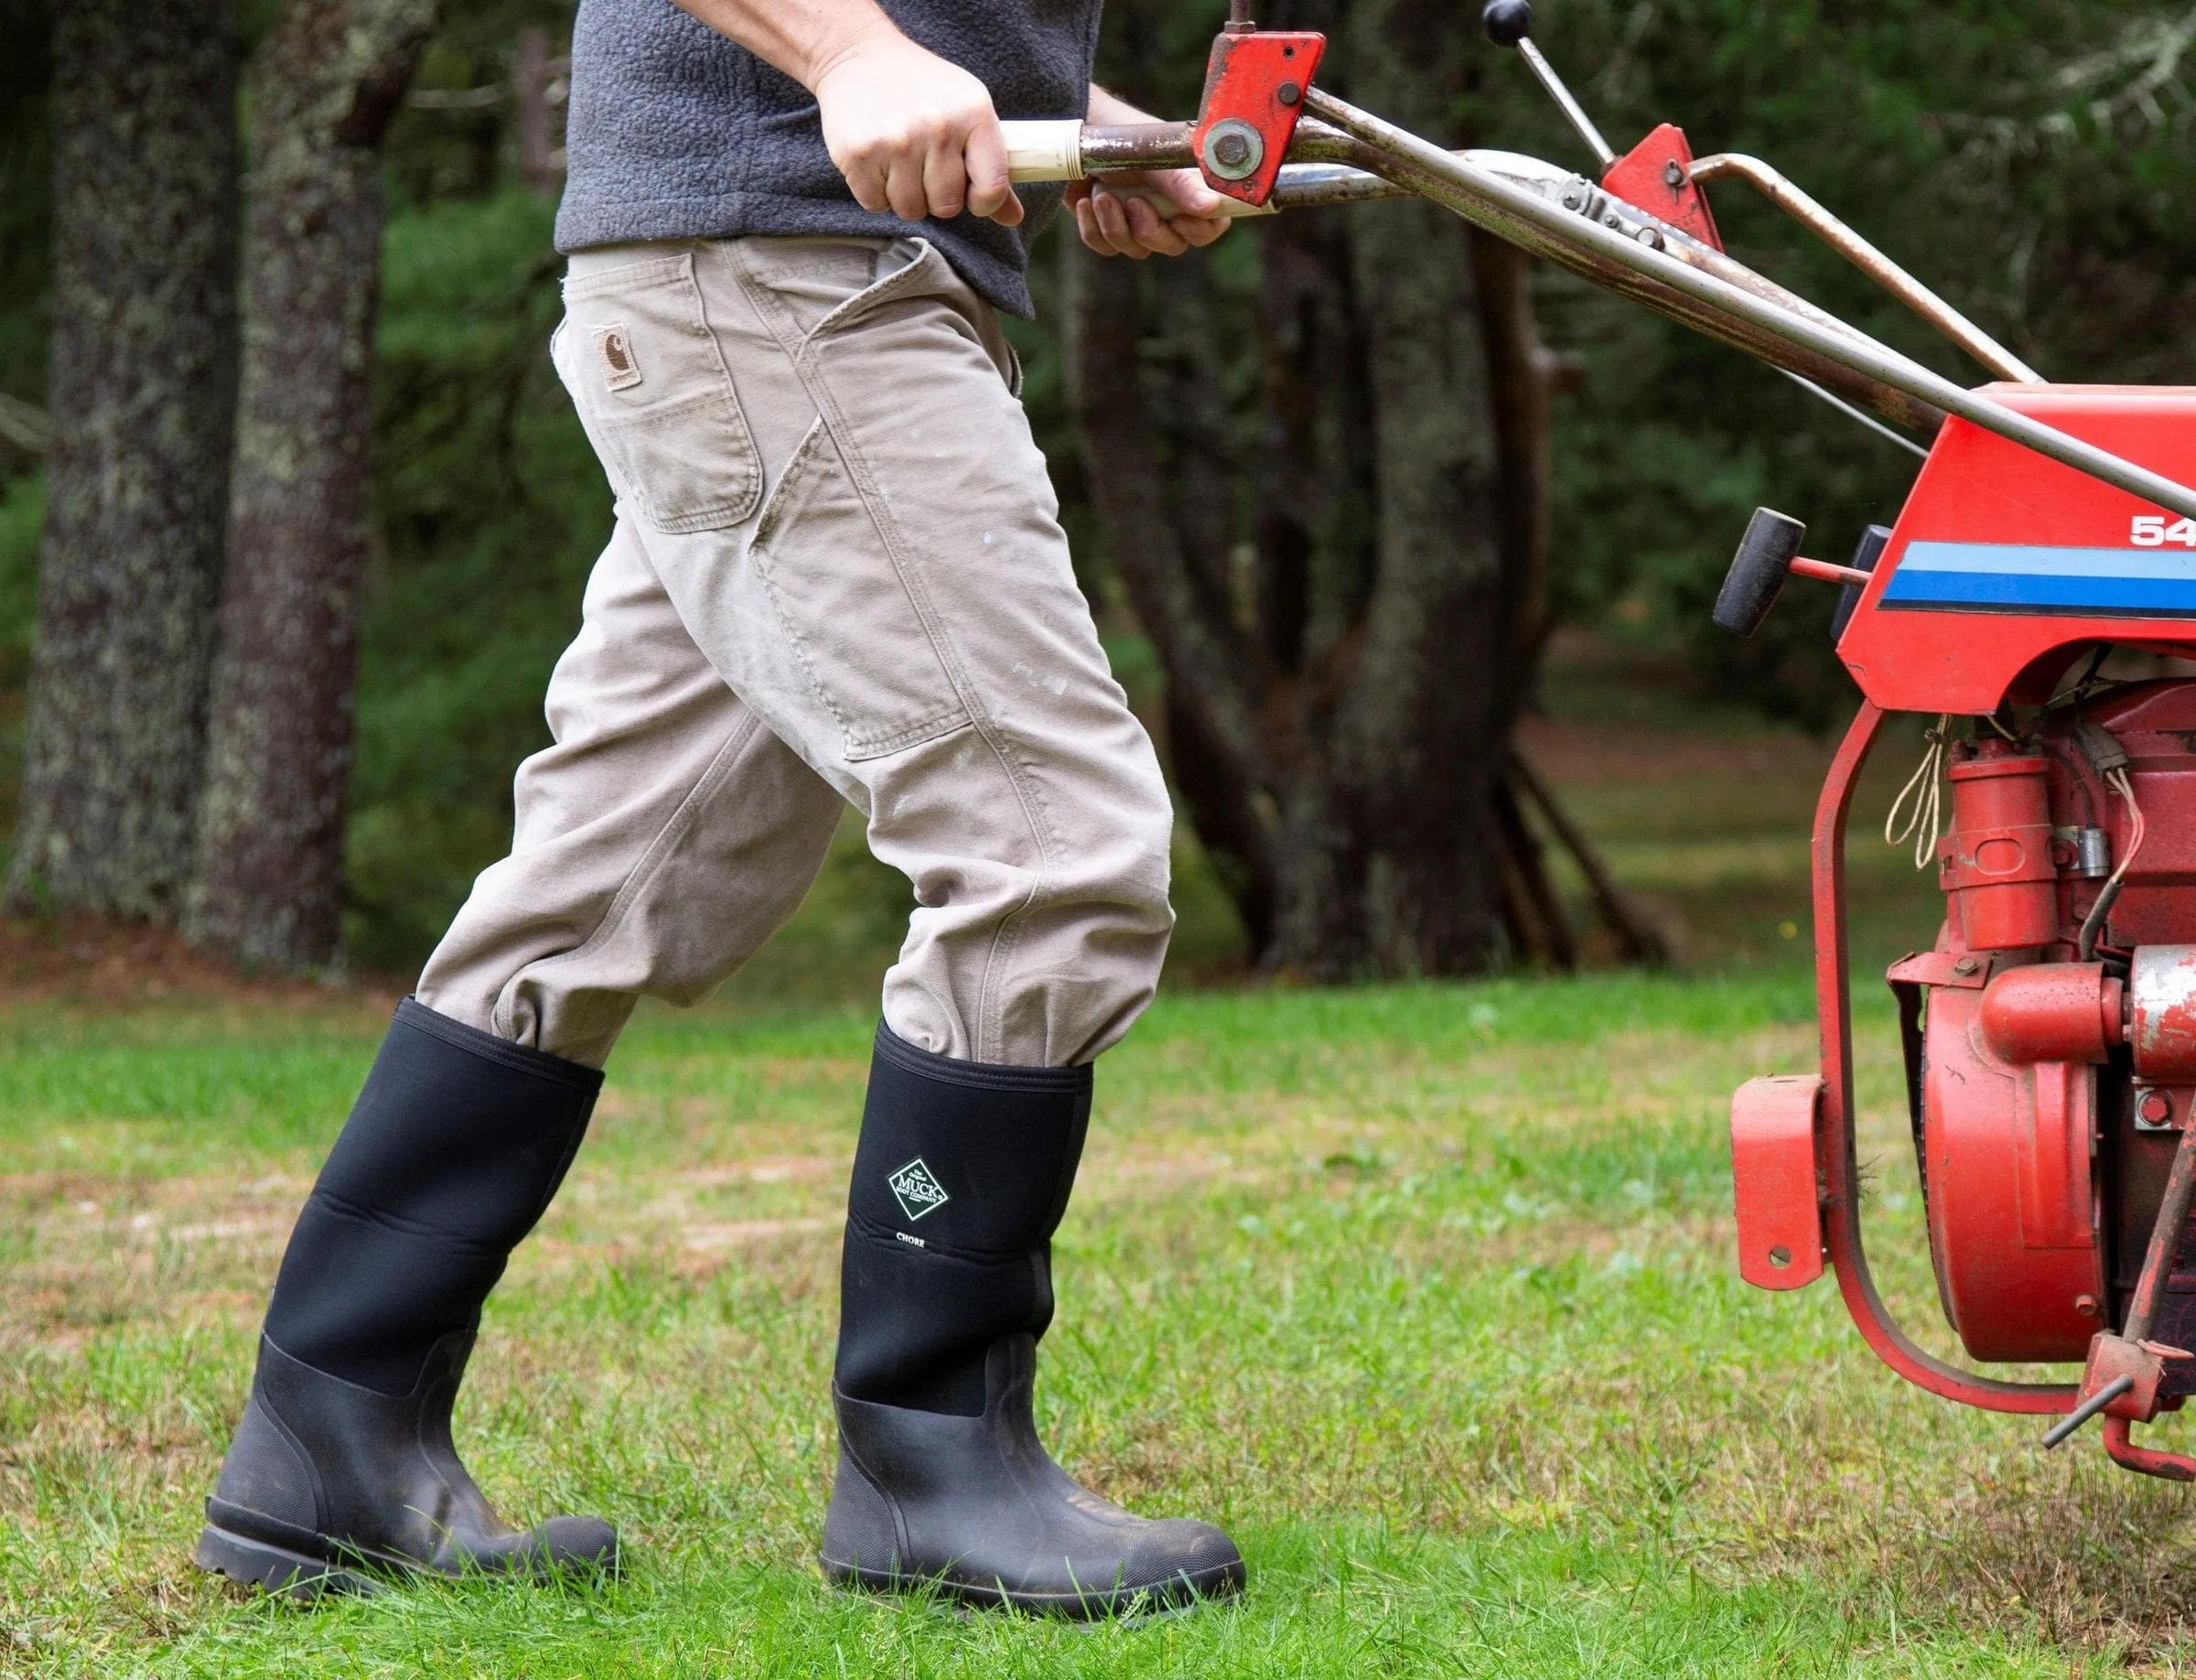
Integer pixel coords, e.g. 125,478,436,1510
1731,1074,1826,1291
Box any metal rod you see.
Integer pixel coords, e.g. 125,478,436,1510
1516,38,1616,169
1692,153,2043,385
2043,1375,2135,1448
1268,160,1410,210
1791,556,1874,587
1038,118,1938,429
1283,121,1950,432
1782,371,1931,459
1079,122,1196,172
2126,1122,2196,1342
1300,87,2196,524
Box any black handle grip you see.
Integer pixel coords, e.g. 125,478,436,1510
1713,508,1807,637
1482,0,1534,47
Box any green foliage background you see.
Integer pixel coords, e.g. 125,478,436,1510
1,0,2193,969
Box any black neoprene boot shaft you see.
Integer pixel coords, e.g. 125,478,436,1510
262,999,599,1395
821,1025,1243,1617
194,999,617,1596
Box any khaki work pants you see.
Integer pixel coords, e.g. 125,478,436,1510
415,238,1174,1070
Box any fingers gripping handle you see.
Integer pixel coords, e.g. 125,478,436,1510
999,120,1264,218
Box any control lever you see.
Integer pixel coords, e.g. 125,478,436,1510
1712,509,1872,637
1481,1,1617,169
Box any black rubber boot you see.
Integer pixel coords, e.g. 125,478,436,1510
819,1026,1243,1618
193,998,618,1597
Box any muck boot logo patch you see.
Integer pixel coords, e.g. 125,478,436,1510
888,1158,950,1222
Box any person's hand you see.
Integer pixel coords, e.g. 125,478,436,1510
1068,169,1233,259
813,28,1022,226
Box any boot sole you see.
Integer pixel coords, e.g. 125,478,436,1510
193,1524,382,1600
821,1554,1244,1620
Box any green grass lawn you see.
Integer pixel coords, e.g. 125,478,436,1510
6,974,2194,1676
8,641,2187,1675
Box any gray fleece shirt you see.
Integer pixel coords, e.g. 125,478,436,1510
555,0,1104,318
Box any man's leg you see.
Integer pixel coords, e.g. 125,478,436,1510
550,234,1239,1613
416,521,847,1066
196,516,845,1595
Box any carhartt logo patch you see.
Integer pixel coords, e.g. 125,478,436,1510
888,1158,949,1222
594,324,641,391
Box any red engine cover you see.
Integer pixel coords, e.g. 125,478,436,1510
1838,386,2196,716
1921,983,2103,1361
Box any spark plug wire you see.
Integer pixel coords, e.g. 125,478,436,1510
2079,765,2146,962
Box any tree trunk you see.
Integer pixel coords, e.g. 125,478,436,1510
1070,0,1619,979
184,0,436,973
512,25,562,196
6,0,237,921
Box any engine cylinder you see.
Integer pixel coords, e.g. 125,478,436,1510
1942,748,2058,951
1978,962,2124,1064
2131,945,2196,1082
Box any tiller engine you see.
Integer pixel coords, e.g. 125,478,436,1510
1003,5,2196,1473
1726,393,2196,1478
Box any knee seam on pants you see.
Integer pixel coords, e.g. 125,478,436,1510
491,706,773,1039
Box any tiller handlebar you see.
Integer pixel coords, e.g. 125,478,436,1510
1002,7,2196,520
1013,2,2196,1482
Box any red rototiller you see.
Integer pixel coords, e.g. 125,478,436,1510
1005,2,2196,1478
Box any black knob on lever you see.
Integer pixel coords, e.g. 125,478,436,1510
1482,0,1534,47
1480,0,1617,167
1713,509,1808,637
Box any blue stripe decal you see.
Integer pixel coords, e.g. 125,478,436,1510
1898,541,2196,579
1881,540,2196,615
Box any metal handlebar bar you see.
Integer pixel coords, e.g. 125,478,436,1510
1687,153,2041,386
1004,117,1426,217
997,114,2196,523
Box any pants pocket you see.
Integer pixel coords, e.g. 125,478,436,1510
749,419,973,761
556,251,761,534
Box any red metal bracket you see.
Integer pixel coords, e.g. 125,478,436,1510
2104,1416,2196,1480
1885,949,1995,990
2081,1332,2179,1425
1730,1074,1825,1290
1192,29,1326,207
1601,123,1722,251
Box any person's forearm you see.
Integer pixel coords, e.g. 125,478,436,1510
673,0,901,90
676,0,1020,226
1086,84,1157,126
